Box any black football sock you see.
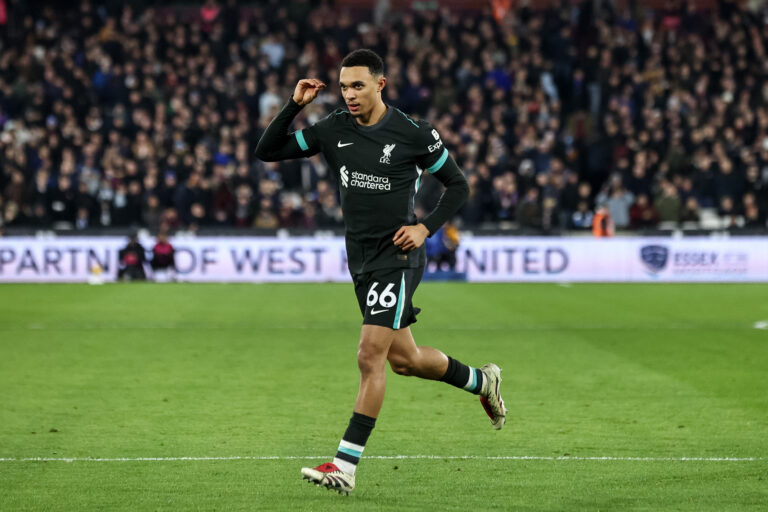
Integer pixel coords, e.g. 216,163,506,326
440,356,485,395
332,412,376,475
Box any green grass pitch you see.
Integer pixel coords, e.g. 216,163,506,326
1,282,766,511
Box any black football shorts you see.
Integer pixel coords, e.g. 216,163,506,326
352,266,424,329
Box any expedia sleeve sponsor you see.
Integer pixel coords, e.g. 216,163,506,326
414,122,447,172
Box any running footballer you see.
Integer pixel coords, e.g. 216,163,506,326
254,49,506,495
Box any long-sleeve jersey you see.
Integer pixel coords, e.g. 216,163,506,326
255,98,469,274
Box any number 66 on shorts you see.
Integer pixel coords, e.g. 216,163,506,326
352,266,424,329
367,282,398,309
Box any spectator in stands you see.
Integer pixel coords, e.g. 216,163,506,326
655,180,682,225
3,200,24,227
3,170,24,208
743,202,764,229
718,196,742,229
596,176,634,229
680,197,702,227
714,158,745,208
741,192,765,229
142,195,163,233
516,187,542,230
48,175,76,227
541,196,560,231
316,187,344,228
254,196,279,229
570,200,593,230
625,154,652,199
492,172,518,222
744,167,766,213
629,194,659,230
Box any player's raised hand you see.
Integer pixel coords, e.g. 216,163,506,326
293,79,326,106
393,223,430,252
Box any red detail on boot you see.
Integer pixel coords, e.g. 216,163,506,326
480,397,495,420
313,462,340,473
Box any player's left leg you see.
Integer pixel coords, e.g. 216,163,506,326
387,322,507,430
386,326,448,379
382,266,507,429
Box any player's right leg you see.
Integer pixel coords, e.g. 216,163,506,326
301,323,395,494
387,327,507,430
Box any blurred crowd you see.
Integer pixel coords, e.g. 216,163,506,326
1,0,767,234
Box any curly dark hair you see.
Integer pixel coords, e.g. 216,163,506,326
340,49,384,76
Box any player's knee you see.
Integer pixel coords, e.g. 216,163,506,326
357,345,383,376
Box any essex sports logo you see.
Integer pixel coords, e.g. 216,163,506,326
640,244,669,274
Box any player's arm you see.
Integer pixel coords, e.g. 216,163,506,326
420,156,469,235
394,126,469,252
394,156,469,251
254,79,326,162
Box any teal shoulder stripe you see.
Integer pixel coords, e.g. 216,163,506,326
395,108,419,128
295,130,309,151
427,148,449,174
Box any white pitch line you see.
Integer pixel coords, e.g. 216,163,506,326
5,322,754,331
754,321,767,330
0,455,762,463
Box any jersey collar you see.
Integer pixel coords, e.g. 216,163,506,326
353,105,393,132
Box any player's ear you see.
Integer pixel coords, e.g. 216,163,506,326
377,76,386,93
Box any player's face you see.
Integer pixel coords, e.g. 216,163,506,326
339,66,385,118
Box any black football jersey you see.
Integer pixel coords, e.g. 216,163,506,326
295,107,450,273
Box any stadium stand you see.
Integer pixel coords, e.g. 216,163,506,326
0,0,766,234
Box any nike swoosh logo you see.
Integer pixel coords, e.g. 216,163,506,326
370,309,390,315
337,141,354,147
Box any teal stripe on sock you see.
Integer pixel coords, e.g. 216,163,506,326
337,446,362,458
472,369,484,394
464,367,476,390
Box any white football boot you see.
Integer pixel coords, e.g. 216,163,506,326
301,462,355,495
479,363,507,430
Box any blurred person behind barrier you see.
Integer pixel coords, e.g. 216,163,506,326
593,205,614,237
426,221,460,271
151,232,176,282
117,234,147,281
